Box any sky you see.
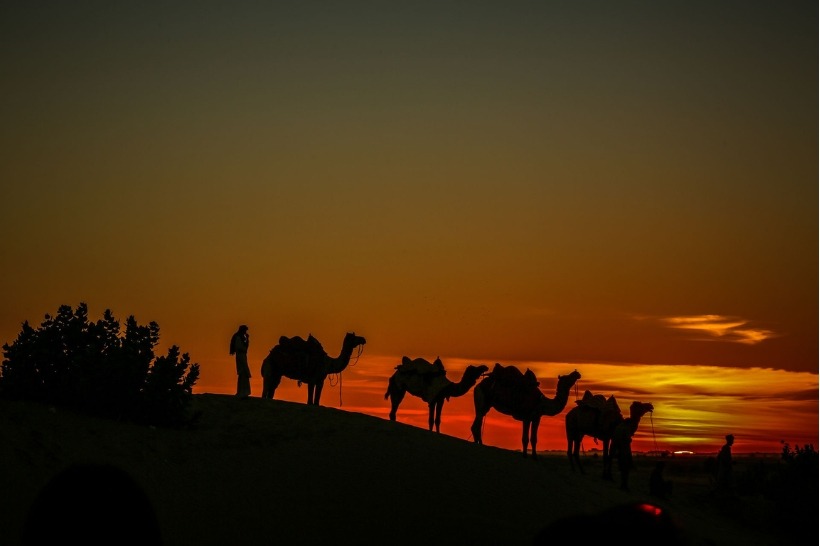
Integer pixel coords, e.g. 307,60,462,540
1,1,817,454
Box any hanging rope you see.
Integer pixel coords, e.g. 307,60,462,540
329,343,363,407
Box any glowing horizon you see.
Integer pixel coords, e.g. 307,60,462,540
1,3,816,462
194,354,818,455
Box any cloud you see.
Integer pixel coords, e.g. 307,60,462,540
659,314,777,345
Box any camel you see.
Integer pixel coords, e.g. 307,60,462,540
260,331,366,405
384,357,489,433
565,390,625,479
471,364,582,458
609,401,655,490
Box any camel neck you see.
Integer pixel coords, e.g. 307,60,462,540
327,341,355,374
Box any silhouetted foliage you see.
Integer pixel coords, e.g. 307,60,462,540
721,442,819,542
769,442,818,533
0,303,199,427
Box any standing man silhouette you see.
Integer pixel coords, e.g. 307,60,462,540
715,433,735,496
230,324,251,398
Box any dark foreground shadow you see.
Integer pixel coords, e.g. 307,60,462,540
22,462,162,546
533,502,691,546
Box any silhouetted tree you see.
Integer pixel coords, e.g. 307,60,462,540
1,303,199,427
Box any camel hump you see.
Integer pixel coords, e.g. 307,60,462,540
485,364,541,414
523,369,538,387
576,390,606,409
397,356,446,376
277,334,325,357
606,395,621,414
489,364,539,389
307,334,323,350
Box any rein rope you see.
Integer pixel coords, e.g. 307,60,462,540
329,343,364,407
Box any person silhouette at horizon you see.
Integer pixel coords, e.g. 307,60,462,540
649,460,673,499
715,433,735,496
230,324,251,398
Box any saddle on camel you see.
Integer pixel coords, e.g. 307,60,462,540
483,363,541,420
393,356,447,401
264,334,326,380
575,389,622,430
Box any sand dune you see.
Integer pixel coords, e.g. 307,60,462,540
1,394,791,545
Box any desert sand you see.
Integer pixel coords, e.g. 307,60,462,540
1,394,794,545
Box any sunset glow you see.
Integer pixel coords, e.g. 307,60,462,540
1,2,816,458
660,315,777,345
194,354,817,455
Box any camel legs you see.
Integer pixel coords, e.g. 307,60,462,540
567,438,585,473
387,388,406,421
471,389,488,444
522,419,540,458
262,374,281,400
307,379,325,405
471,415,484,444
429,400,444,433
602,441,615,481
612,442,632,490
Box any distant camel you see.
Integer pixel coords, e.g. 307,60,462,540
565,390,626,480
609,401,655,490
384,357,489,433
471,364,582,458
260,332,366,405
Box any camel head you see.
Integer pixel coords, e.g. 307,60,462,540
466,364,490,380
629,401,654,420
343,332,367,351
557,369,582,393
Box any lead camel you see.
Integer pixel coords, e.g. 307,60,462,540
260,331,366,406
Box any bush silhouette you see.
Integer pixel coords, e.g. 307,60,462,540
1,303,199,427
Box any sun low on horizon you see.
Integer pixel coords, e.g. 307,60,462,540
0,3,816,456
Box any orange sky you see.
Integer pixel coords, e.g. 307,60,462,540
195,350,817,455
1,3,817,454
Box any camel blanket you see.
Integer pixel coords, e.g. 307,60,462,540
485,363,542,418
575,390,621,414
261,334,326,378
395,357,448,402
277,334,325,358
396,356,445,376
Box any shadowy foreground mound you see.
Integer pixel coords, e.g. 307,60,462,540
0,394,798,545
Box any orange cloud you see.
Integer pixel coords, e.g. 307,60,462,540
659,315,777,345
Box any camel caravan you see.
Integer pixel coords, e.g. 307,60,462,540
258,331,654,487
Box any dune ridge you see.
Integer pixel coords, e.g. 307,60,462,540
1,394,791,545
